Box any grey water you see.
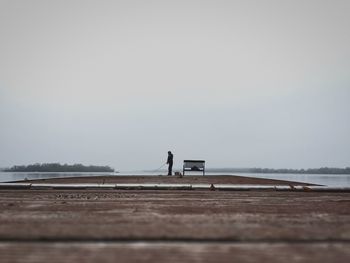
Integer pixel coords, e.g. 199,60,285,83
0,171,116,183
232,172,350,187
1,171,350,187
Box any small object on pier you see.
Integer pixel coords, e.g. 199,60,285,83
175,171,183,177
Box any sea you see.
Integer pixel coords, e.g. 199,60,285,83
0,171,350,187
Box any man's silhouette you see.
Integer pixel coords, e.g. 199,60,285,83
167,151,173,176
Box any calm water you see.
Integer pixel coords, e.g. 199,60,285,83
1,171,350,187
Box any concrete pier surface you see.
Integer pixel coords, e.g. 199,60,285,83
1,185,350,262
14,174,314,185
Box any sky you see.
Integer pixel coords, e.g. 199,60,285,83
0,0,349,171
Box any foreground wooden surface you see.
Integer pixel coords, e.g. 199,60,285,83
0,189,349,262
1,242,349,263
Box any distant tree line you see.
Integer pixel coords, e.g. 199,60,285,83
248,167,350,174
4,163,114,172
207,167,350,174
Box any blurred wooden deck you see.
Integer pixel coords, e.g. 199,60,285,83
0,189,349,262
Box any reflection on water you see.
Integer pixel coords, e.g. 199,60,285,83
0,171,350,187
233,173,350,187
0,172,116,183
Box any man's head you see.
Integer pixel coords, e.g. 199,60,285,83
168,151,172,155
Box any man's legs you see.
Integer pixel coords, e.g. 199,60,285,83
168,163,173,176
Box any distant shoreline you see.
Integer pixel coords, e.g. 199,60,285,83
3,163,115,173
204,167,350,175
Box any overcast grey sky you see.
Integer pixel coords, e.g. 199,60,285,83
0,0,349,170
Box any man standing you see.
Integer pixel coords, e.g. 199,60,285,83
167,151,173,176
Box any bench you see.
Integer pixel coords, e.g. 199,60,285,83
183,160,205,176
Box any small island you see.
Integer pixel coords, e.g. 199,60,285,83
3,163,115,172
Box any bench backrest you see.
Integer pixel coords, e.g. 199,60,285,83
183,160,205,169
